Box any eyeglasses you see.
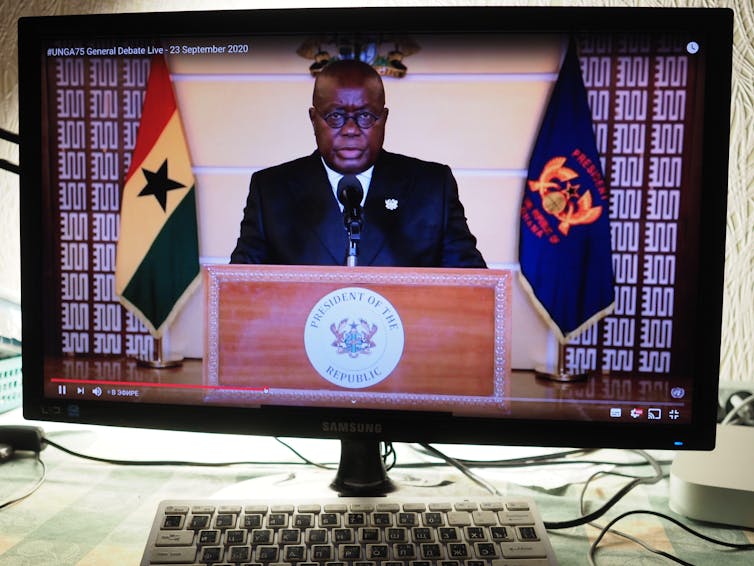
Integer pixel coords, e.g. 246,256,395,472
314,108,384,129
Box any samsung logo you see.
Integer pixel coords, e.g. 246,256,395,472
322,421,383,434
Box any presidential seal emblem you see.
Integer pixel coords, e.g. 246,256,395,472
304,287,405,389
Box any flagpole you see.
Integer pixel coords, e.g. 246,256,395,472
138,335,183,369
535,342,589,382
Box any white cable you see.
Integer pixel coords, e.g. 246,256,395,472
721,392,754,425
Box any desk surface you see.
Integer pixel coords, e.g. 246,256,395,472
1,408,752,565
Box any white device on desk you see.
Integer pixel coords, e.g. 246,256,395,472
669,424,754,528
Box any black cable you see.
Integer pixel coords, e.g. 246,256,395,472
419,443,502,496
411,444,672,469
273,437,336,470
411,444,588,465
579,468,685,564
43,435,327,468
458,453,673,469
381,441,397,471
544,449,665,530
589,509,754,565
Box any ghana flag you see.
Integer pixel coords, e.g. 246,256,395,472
519,41,615,343
115,54,200,338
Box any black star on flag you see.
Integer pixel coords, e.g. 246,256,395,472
138,158,185,211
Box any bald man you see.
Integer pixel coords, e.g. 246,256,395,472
230,59,486,268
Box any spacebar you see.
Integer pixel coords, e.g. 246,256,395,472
148,546,197,563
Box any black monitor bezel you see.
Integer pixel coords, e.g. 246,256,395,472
18,6,733,451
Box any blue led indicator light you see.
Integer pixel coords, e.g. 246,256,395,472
674,441,684,446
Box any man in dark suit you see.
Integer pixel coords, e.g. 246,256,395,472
230,59,486,268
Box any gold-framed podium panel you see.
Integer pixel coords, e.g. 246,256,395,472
204,265,512,414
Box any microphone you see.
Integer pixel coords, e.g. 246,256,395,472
337,174,363,227
337,175,363,267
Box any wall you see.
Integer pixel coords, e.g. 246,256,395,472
1,0,752,384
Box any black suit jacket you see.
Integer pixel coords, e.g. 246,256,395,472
230,150,486,268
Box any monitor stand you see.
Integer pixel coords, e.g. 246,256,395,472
330,439,396,496
211,438,403,500
669,424,754,528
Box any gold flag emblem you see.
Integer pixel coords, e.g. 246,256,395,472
528,156,602,235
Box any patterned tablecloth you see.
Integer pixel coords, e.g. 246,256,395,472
1,409,753,565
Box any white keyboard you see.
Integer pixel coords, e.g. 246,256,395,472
140,496,558,565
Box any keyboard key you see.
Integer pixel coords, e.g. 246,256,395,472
319,512,340,527
517,525,540,541
474,541,500,559
386,527,408,542
412,527,433,542
267,512,288,528
447,542,471,559
393,542,417,559
333,528,354,543
225,529,246,545
148,546,196,563
306,528,328,544
465,526,487,541
213,513,236,529
439,527,460,542
161,515,184,530
251,529,273,544
347,512,367,527
339,544,362,560
500,541,549,559
294,513,315,528
227,545,251,562
311,544,334,561
490,526,514,541
255,545,279,561
199,546,222,562
155,531,194,547
366,543,389,560
197,529,219,545
420,542,444,559
472,510,497,525
498,510,534,525
372,512,392,526
243,513,263,529
284,544,307,561
359,527,381,543
397,512,418,526
447,511,471,526
280,529,301,543
188,515,209,530
455,502,478,511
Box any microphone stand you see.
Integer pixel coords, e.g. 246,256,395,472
338,176,363,267
345,215,361,267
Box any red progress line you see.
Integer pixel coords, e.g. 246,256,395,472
50,378,267,392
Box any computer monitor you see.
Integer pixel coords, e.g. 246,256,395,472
19,6,733,494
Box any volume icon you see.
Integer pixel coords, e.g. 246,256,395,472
92,386,103,397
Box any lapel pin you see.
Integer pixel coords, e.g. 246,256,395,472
385,198,398,211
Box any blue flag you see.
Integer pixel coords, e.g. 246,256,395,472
519,41,615,343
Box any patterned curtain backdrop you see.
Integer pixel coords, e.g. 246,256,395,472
565,34,699,377
44,55,155,359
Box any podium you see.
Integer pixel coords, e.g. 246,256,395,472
204,265,513,416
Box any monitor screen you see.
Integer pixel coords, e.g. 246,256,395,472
19,6,733,482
